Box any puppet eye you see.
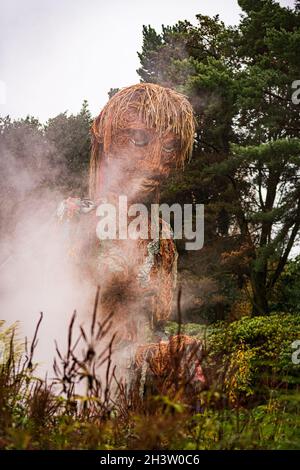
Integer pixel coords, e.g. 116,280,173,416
162,140,178,153
130,129,150,147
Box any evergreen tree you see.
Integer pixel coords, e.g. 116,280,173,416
137,0,300,316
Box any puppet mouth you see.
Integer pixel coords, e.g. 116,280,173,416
141,174,167,187
139,181,160,196
124,180,159,206
142,180,159,188
128,176,161,191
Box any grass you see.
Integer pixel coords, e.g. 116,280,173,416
1,298,300,449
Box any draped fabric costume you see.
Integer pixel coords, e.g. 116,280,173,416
57,83,206,389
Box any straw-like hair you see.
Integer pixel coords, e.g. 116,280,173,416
89,83,196,199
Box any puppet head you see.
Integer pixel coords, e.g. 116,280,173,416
89,83,195,204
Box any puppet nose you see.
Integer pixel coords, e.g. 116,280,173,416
143,168,168,181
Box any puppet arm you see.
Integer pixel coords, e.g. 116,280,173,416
56,197,97,261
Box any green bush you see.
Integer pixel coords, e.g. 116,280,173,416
207,313,300,403
1,315,300,449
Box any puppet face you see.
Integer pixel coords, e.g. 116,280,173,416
90,84,195,203
100,112,180,204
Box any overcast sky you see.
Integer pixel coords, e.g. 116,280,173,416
0,0,296,122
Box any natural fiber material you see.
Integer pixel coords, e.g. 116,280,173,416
58,83,196,349
134,334,206,397
89,83,196,199
135,334,203,370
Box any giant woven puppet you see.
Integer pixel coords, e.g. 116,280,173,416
57,83,205,388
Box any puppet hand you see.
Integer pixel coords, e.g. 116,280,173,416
80,198,96,213
56,197,82,221
57,197,96,221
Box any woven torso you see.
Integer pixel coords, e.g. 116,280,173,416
57,197,178,347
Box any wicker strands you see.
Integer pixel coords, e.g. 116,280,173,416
133,334,206,397
135,334,202,374
89,83,196,199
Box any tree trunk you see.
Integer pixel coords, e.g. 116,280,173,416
251,270,269,316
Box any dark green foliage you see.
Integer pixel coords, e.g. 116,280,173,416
44,100,92,194
0,101,92,240
271,255,300,312
1,311,300,450
138,1,300,317
209,313,300,397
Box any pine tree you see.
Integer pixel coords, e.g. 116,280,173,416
137,0,300,316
